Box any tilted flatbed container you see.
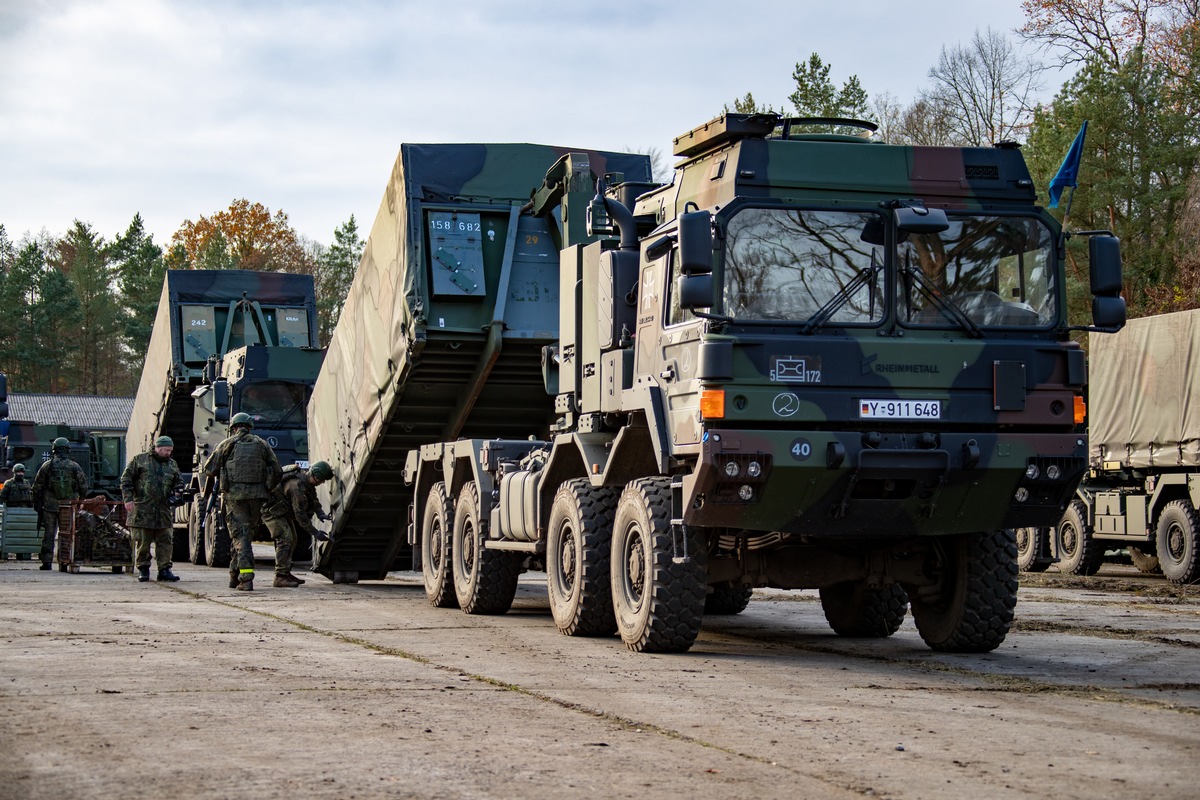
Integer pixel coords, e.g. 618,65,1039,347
308,143,653,582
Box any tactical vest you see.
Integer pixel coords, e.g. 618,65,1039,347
223,437,266,486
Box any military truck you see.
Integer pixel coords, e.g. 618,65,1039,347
307,142,654,583
314,113,1125,653
1033,310,1200,584
0,420,125,499
127,269,324,564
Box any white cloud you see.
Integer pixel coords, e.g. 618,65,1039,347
0,0,1040,247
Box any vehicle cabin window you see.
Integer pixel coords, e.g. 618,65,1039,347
722,208,885,324
667,249,696,327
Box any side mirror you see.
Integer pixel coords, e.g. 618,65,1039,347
677,211,713,274
212,380,229,409
678,273,714,310
215,407,230,424
1092,296,1126,329
1087,234,1124,330
1088,235,1122,295
894,206,949,234
204,357,219,385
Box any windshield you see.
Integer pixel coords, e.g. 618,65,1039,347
238,381,309,427
722,208,885,324
719,207,1057,329
898,215,1056,328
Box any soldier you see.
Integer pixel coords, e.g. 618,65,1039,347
262,460,333,588
121,435,184,582
0,463,35,507
32,438,88,570
203,412,281,591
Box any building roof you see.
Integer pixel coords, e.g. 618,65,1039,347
5,393,134,432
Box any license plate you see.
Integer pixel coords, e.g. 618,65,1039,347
858,399,942,420
293,460,310,469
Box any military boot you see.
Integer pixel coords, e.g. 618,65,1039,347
157,568,180,582
236,579,254,592
40,562,53,571
229,574,239,589
138,566,151,582
273,573,301,588
284,572,306,585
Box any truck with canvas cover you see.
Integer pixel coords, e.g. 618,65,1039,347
403,112,1125,653
307,142,654,583
126,269,323,564
1027,310,1200,584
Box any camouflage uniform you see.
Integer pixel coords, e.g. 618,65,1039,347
120,450,183,574
262,467,324,578
203,428,282,588
0,473,35,507
32,454,89,567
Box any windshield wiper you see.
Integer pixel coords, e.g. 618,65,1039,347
902,262,983,338
800,257,880,335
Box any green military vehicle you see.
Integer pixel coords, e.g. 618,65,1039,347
127,270,324,564
1,420,125,499
1025,310,1200,584
314,113,1125,653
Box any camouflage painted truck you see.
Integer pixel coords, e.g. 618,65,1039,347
127,269,324,564
307,142,653,583
1026,310,1200,584
315,113,1126,653
0,420,125,499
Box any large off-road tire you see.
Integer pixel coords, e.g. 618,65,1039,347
1015,527,1052,573
452,483,520,614
1155,500,1200,585
704,582,753,616
907,529,1018,653
171,518,190,563
610,478,706,653
188,498,205,565
820,581,908,637
421,483,458,608
546,479,618,636
1127,545,1161,575
204,500,231,568
1057,499,1104,576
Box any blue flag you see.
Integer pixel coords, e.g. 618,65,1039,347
1047,121,1088,209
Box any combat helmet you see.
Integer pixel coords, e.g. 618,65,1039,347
53,437,70,450
230,412,253,430
13,463,25,473
309,461,333,481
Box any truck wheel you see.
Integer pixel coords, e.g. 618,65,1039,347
704,582,753,616
610,478,706,653
1057,500,1104,575
204,503,231,568
907,529,1018,653
421,483,458,608
1127,545,1161,574
188,499,205,565
547,479,618,636
820,581,908,637
1155,500,1200,584
1015,527,1051,572
452,483,520,614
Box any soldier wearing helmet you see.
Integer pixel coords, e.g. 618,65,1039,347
121,435,184,583
261,460,334,587
202,412,281,591
32,437,89,569
0,463,35,507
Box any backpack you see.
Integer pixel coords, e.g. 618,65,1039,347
47,459,77,501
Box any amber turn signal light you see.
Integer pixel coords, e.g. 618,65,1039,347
700,388,725,419
1073,396,1086,425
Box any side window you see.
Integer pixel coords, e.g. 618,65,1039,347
666,250,695,327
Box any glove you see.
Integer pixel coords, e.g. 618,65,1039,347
313,530,329,542
316,508,332,522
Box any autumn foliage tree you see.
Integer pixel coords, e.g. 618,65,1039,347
171,199,315,275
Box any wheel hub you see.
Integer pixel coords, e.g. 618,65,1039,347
627,533,644,599
559,529,577,587
1167,523,1185,560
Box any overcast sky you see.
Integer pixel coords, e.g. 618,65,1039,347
0,0,1049,249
